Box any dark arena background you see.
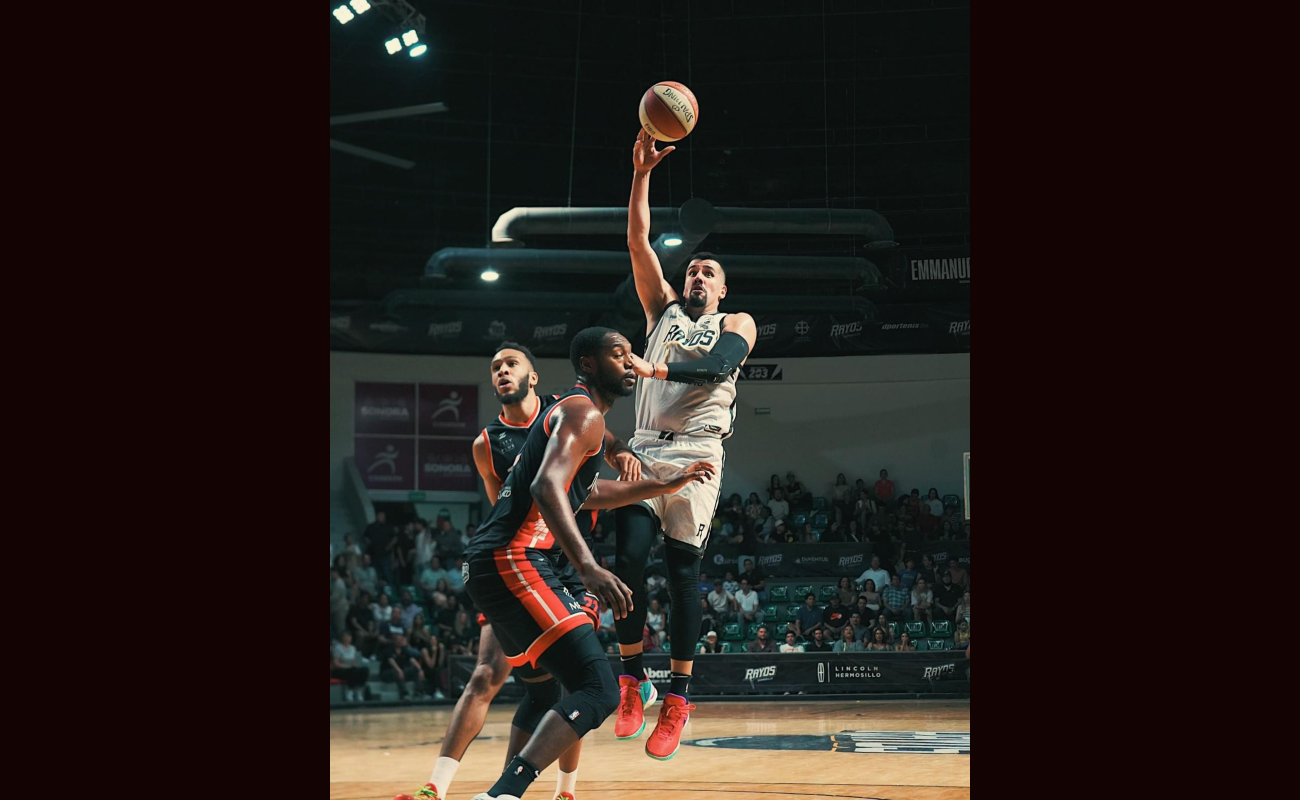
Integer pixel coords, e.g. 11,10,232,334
330,2,970,798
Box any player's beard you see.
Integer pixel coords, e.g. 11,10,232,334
496,384,531,406
593,368,636,399
687,289,707,308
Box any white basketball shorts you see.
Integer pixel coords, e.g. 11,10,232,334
627,430,726,554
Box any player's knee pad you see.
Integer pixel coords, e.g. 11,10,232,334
665,544,703,661
552,656,620,737
614,505,657,580
512,676,562,734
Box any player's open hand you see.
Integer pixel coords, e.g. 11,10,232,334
610,450,642,481
628,352,656,378
580,564,634,620
664,460,716,493
633,128,675,173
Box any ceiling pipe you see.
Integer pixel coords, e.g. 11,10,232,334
491,199,896,249
424,247,882,285
384,289,874,318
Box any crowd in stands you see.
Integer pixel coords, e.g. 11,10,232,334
331,468,969,703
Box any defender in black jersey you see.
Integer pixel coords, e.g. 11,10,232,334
466,328,716,800
398,342,643,800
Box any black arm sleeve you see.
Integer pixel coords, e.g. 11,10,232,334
663,332,750,385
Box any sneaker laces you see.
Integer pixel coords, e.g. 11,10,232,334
619,683,639,716
656,701,695,735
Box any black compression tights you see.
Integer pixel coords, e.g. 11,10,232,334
614,505,703,662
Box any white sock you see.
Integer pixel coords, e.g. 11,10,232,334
556,767,578,796
429,756,459,793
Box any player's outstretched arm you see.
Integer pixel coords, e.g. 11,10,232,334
532,401,634,618
584,460,715,509
628,129,678,331
471,434,502,505
630,312,758,385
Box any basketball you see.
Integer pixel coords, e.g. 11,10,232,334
638,81,700,142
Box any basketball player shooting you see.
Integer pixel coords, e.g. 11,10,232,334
611,129,758,761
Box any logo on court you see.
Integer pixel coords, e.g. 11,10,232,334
795,320,810,336
489,320,507,338
685,731,969,754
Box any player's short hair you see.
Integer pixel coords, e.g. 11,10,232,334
689,251,725,280
569,326,619,376
495,341,537,371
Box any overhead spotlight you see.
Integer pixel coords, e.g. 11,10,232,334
409,44,428,57
333,5,355,24
402,29,420,46
663,236,683,247
481,269,500,282
384,38,402,55
348,0,371,13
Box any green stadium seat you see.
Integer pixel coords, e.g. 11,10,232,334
943,494,962,509
818,584,838,600
720,642,733,653
785,604,802,621
763,604,779,620
792,514,808,527
382,585,397,600
401,585,421,602
903,620,927,639
927,619,953,637
927,638,952,651
795,585,813,598
887,622,901,640
913,639,928,651
813,497,828,512
813,514,829,527
723,622,743,641
745,622,761,640
769,585,789,602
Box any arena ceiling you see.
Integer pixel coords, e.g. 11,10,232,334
329,0,970,307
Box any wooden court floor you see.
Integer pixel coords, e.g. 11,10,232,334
330,698,970,800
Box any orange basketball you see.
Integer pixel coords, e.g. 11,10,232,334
638,81,700,142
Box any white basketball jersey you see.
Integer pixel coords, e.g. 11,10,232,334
635,302,739,438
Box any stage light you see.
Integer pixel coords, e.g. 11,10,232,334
333,5,355,24
349,0,371,13
481,269,500,282
402,30,419,46
384,38,402,54
409,44,428,56
663,236,683,247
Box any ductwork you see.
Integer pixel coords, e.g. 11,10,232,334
384,288,874,318
491,198,895,247
424,247,882,285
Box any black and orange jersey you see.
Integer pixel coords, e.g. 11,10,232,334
465,384,605,558
478,393,561,485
